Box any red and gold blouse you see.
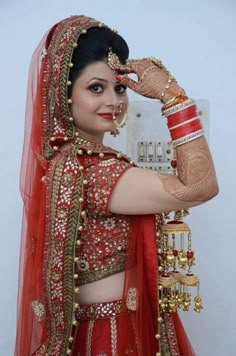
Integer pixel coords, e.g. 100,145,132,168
76,155,133,285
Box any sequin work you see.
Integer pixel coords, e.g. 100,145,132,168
76,156,133,285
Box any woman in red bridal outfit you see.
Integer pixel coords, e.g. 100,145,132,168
15,15,218,356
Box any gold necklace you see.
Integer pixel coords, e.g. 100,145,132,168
72,132,125,160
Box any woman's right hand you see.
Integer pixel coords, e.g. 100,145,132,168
115,57,186,103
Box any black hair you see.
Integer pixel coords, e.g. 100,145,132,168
68,27,129,95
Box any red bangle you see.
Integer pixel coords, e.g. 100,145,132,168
171,125,202,141
167,105,197,128
170,119,202,140
170,121,202,140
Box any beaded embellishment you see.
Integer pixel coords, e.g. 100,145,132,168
32,300,45,321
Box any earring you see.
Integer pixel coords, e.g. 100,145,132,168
110,128,120,137
110,110,120,137
110,113,128,137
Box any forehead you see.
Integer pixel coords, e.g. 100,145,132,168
78,61,116,82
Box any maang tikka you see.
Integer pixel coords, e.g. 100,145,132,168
107,47,121,71
107,49,128,137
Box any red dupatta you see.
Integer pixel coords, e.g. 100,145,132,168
118,214,195,355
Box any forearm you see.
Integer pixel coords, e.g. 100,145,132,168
159,136,219,202
115,57,219,203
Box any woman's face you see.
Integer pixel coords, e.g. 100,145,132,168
71,61,128,143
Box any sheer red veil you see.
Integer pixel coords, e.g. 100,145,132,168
15,29,49,355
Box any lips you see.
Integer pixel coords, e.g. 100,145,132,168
98,112,119,120
98,113,114,120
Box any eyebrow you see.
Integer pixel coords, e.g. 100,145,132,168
86,77,117,84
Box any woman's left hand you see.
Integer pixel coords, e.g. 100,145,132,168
115,57,186,103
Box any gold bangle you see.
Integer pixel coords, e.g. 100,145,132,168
159,76,175,102
163,96,177,107
161,94,188,113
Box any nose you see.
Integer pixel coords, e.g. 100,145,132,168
105,88,120,109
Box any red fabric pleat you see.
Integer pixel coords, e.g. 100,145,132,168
173,313,196,356
118,215,158,355
72,314,137,355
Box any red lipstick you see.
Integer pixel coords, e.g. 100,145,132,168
98,112,118,120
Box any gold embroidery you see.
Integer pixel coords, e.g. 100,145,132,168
32,300,45,321
86,320,95,356
44,149,84,354
99,158,119,167
126,288,137,311
57,206,68,219
62,172,75,186
160,315,172,356
76,258,89,272
41,47,47,60
78,262,125,286
77,157,132,286
51,270,61,282
110,317,118,356
34,343,47,355
75,300,122,321
102,217,116,230
42,16,102,159
163,313,181,355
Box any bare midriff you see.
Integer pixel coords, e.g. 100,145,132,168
77,271,125,304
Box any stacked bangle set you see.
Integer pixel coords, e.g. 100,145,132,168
162,98,204,148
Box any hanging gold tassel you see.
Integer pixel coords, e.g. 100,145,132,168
158,211,202,313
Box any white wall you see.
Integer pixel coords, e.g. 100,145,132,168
0,0,235,355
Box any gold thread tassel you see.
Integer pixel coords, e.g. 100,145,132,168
159,211,203,313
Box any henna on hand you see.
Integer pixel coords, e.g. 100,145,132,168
116,58,185,102
157,137,219,202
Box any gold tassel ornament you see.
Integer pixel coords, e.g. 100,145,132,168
158,211,202,313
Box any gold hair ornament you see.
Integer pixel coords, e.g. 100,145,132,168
107,47,122,70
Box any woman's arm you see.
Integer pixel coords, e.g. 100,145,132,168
109,57,219,215
109,136,218,215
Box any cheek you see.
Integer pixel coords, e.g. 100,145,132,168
71,95,97,116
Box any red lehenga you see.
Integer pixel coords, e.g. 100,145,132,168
15,15,195,356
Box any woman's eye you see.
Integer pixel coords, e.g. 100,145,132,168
89,84,103,93
115,85,127,94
